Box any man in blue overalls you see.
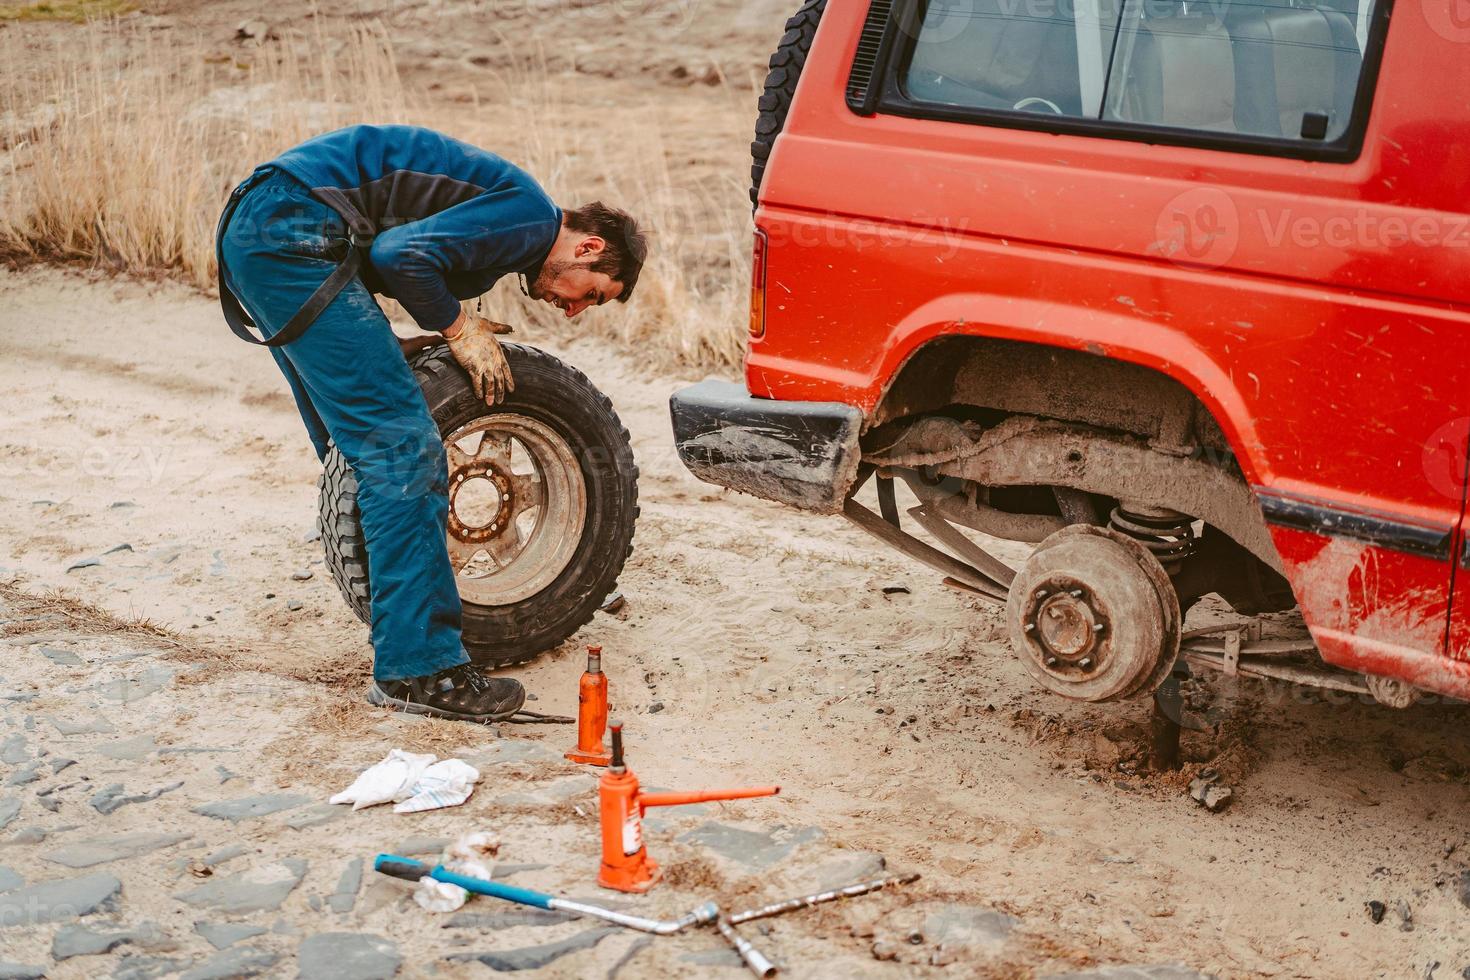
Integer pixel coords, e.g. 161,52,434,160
216,124,646,723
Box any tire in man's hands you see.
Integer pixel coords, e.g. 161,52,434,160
318,343,638,668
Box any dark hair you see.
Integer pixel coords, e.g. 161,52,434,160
563,201,647,302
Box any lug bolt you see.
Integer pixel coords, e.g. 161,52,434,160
1044,656,1058,667
1023,622,1036,633
1079,657,1093,669
1092,623,1104,633
1034,588,1049,599
1069,589,1083,598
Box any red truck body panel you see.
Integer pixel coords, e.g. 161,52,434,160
745,1,1470,699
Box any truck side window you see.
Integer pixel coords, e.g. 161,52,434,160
898,0,1381,151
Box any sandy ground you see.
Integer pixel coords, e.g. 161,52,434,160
1,268,1469,979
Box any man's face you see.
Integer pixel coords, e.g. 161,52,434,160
529,252,624,318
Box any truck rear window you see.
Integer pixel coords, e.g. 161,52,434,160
898,0,1382,151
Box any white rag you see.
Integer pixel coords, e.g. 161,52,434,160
329,750,480,812
413,831,501,913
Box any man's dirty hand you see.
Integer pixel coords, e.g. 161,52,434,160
444,312,515,405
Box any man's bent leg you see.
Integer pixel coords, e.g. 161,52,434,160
222,215,465,681
279,285,468,681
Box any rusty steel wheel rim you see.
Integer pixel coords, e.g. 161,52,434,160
443,415,587,606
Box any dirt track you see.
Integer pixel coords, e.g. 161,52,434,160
2,268,1469,978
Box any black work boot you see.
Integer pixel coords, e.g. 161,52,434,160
368,663,526,723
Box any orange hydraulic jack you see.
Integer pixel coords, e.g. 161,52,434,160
565,645,611,766
597,720,780,893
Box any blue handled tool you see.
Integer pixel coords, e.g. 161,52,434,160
373,854,718,935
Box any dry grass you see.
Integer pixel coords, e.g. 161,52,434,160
0,21,751,372
0,576,184,645
0,0,135,22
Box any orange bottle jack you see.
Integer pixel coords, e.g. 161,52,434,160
597,720,780,893
565,645,611,766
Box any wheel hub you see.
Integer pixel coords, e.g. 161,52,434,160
447,464,514,544
441,414,588,607
1006,526,1181,703
1030,584,1107,668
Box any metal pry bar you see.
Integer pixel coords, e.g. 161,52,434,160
718,917,778,978
727,873,922,925
373,855,717,934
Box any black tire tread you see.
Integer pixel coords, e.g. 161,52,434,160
750,0,826,207
317,343,639,669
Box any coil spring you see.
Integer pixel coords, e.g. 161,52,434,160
1109,506,1196,564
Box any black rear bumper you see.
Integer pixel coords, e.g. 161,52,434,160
669,380,864,514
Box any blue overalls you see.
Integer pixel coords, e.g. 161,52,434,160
216,125,561,681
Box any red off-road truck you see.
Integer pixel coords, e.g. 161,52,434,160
671,0,1470,712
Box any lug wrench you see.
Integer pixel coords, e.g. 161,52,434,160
374,855,717,934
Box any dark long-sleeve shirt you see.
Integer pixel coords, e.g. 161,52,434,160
267,124,561,332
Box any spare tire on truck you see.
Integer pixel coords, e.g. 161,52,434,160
750,0,827,206
317,343,638,668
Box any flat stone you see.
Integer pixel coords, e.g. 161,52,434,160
192,793,311,822
296,933,401,980
682,947,743,968
1041,968,1214,980
395,836,449,857
923,905,1018,950
328,858,363,914
450,927,619,972
0,735,29,764
1455,869,1470,909
494,774,597,806
175,859,307,914
444,908,579,930
94,667,175,704
92,781,183,815
51,757,75,773
202,844,251,867
465,740,563,768
0,799,18,831
678,822,824,871
53,921,162,960
45,832,190,869
66,557,102,572
4,763,41,786
283,804,344,830
491,863,548,879
194,921,268,951
0,872,121,925
113,955,189,980
807,851,888,892
0,867,21,892
98,735,158,761
0,963,44,980
50,714,116,735
38,647,83,667
179,946,278,980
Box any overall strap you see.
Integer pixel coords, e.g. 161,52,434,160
216,172,375,348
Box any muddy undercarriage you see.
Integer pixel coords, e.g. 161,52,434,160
669,339,1432,724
